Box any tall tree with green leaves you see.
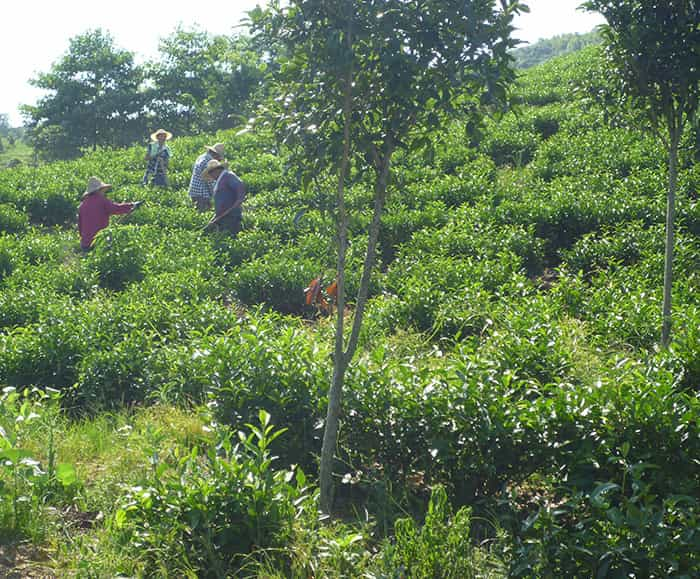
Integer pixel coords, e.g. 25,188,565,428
252,0,524,513
582,0,700,346
22,29,145,160
148,28,267,135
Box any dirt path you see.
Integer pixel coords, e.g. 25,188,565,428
0,543,55,578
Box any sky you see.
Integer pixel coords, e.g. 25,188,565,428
0,0,605,127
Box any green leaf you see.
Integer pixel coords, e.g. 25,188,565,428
55,463,78,487
590,482,619,508
114,508,127,529
0,448,34,464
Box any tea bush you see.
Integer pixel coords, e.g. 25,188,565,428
531,126,663,182
231,250,322,314
511,449,700,577
0,204,28,234
561,221,664,274
480,114,542,167
113,412,308,577
377,485,505,578
89,226,147,290
0,237,16,282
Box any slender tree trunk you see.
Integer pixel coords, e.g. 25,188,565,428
320,18,353,515
320,357,348,513
661,120,680,347
319,144,393,514
344,151,392,358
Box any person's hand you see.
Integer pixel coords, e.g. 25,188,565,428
133,200,144,209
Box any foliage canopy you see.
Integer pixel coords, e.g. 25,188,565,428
22,29,144,160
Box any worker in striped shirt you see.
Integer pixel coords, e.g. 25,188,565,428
188,143,225,212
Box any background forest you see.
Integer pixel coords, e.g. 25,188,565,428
17,28,268,162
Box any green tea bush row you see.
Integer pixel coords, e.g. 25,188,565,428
114,412,307,577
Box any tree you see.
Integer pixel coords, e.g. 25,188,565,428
148,28,267,135
252,0,524,513
209,35,270,128
22,29,145,160
583,0,700,346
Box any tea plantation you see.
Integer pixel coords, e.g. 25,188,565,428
0,47,698,576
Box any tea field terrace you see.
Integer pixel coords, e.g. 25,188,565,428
0,46,698,576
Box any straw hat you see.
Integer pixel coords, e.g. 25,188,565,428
150,128,173,141
201,159,229,180
205,143,226,158
84,176,112,195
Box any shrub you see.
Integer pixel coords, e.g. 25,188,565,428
0,205,28,234
88,226,147,290
561,222,663,274
376,485,505,578
491,175,662,256
0,236,15,281
480,115,541,167
511,461,700,577
383,252,530,339
379,200,450,264
530,127,662,182
0,320,87,392
404,215,546,277
670,306,700,390
231,250,321,314
212,229,282,269
73,332,156,409
342,349,547,505
24,192,76,227
147,313,330,467
114,412,308,577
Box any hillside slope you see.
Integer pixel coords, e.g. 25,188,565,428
0,46,698,576
513,30,601,68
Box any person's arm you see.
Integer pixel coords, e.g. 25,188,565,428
105,197,136,216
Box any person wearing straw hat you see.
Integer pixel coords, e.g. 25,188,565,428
78,177,142,250
202,159,245,236
188,143,225,212
142,128,172,187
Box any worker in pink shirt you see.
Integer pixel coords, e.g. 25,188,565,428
78,176,142,250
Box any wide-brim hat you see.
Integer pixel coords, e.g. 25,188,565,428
150,128,173,141
84,176,112,195
205,143,226,158
201,159,229,180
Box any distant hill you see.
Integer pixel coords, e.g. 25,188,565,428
513,30,601,69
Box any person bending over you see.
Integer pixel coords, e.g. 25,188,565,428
202,159,245,236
